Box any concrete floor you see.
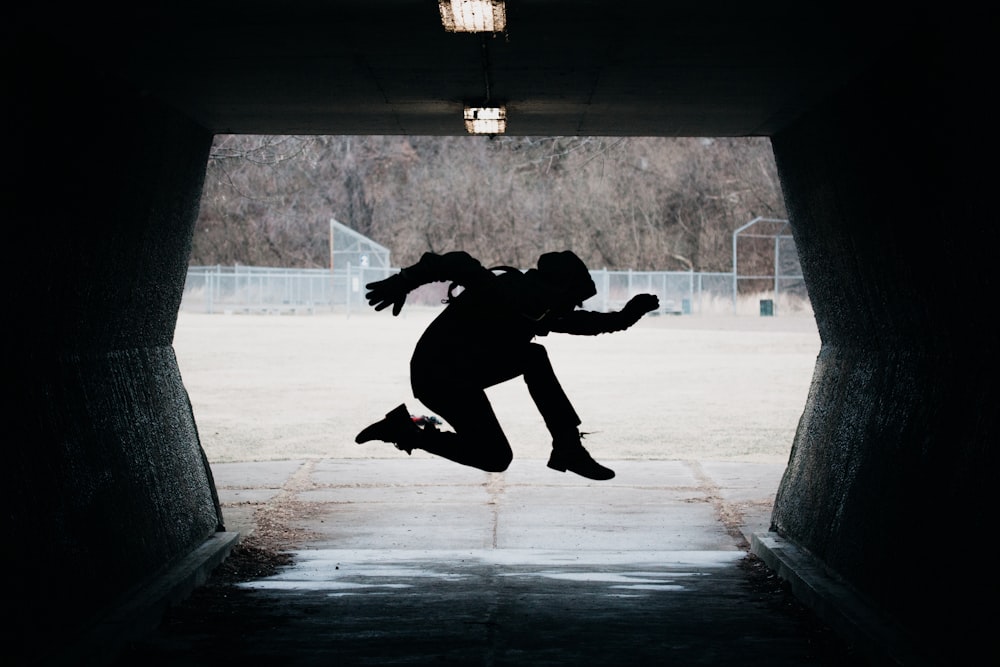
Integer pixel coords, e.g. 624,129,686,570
64,459,917,665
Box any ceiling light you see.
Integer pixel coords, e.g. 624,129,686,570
439,1,506,33
464,105,506,135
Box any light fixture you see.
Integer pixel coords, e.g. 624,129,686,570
439,0,506,33
464,105,506,135
441,2,508,134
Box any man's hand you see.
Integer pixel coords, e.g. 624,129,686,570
623,293,659,316
365,273,413,316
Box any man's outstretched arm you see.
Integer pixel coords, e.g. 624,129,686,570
364,251,493,315
545,293,660,335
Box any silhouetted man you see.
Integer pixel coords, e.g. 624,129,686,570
356,250,659,480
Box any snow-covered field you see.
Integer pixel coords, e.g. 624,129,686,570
174,307,820,465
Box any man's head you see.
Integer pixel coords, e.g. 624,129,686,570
535,251,597,308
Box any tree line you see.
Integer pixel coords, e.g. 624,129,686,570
191,135,788,274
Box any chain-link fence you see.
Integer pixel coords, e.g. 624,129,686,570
181,265,809,316
181,264,394,315
181,217,808,316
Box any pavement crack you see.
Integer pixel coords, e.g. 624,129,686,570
684,460,750,550
486,472,506,549
249,459,322,552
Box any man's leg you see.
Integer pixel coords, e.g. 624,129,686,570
521,343,615,480
411,383,514,473
521,343,582,436
355,391,512,473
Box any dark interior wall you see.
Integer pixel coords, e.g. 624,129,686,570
7,54,221,653
769,32,993,660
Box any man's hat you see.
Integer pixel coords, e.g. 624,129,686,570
536,251,597,306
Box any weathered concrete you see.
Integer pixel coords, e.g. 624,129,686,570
100,459,877,666
7,60,221,658
769,40,993,665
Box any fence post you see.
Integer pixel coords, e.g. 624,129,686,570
345,262,352,318
601,270,610,311
206,268,214,314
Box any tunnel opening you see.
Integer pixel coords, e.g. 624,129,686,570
174,133,819,558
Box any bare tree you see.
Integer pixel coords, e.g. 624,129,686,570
191,134,786,272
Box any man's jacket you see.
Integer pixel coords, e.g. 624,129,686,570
402,252,650,350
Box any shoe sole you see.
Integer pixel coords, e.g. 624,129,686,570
547,458,615,480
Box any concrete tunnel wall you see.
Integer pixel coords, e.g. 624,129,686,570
7,64,223,652
769,45,993,658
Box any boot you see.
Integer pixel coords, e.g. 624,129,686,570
547,432,615,480
355,404,421,454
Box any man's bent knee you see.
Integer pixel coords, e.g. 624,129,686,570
473,439,513,472
480,450,513,473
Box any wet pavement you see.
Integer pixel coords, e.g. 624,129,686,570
65,459,916,665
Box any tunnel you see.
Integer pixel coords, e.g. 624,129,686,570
7,3,992,665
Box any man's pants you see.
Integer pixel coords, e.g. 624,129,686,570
409,343,580,472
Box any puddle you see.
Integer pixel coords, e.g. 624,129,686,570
238,549,741,596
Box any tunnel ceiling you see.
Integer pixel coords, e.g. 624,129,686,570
20,2,894,137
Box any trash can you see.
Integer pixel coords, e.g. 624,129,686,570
759,299,774,316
